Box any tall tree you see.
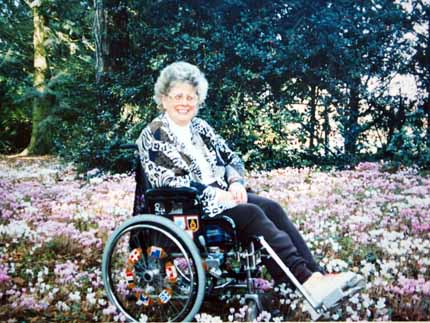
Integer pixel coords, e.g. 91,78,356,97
22,0,94,154
305,0,412,162
25,0,51,154
410,0,430,148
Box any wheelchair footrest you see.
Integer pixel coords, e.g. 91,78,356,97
303,280,365,321
256,236,365,320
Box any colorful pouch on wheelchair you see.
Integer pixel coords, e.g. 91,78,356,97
204,224,232,244
127,248,143,265
147,246,166,258
165,261,178,283
136,292,153,306
172,214,200,238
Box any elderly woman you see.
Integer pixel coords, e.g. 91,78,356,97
136,61,362,306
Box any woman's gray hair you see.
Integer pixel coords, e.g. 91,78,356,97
154,61,208,110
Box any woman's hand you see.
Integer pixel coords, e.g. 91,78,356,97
228,182,247,204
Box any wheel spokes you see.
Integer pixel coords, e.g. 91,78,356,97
106,224,199,322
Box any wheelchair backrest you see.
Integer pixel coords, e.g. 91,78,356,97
132,158,152,216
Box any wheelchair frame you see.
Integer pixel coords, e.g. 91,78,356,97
101,145,330,322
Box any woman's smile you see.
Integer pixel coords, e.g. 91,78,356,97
175,106,192,114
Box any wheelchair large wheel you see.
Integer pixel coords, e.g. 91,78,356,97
102,215,206,322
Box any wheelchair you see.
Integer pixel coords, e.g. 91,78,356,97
101,145,362,322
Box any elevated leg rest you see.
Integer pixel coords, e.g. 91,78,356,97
256,236,365,321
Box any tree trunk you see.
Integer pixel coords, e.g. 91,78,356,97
425,101,430,147
93,0,128,117
426,15,430,148
308,85,318,150
107,0,129,73
26,3,51,155
94,0,107,83
344,84,360,160
323,99,331,156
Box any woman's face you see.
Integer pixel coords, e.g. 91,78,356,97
162,82,198,126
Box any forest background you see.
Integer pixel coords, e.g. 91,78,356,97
2,1,430,322
1,0,430,173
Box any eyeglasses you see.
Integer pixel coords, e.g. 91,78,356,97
167,93,198,104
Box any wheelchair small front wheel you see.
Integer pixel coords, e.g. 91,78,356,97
102,214,206,322
246,299,259,322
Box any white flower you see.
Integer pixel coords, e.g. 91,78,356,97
86,292,97,306
256,310,271,322
56,301,70,312
195,313,223,323
331,313,340,320
326,258,348,272
0,221,34,239
69,291,81,303
350,312,360,321
375,297,386,310
290,300,297,310
361,293,373,308
361,262,376,276
87,168,100,176
90,177,104,185
350,294,359,304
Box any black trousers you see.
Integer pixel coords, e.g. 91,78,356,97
222,193,322,284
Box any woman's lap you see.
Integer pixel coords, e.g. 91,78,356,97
222,192,322,279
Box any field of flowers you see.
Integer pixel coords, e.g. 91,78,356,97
1,155,429,322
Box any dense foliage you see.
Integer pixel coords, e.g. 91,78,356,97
1,0,429,171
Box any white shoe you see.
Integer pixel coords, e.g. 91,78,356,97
302,272,365,320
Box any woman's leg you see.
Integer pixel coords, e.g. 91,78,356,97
222,202,313,284
246,193,323,273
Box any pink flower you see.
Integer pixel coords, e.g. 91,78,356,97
54,261,79,284
422,281,430,295
0,269,10,283
103,304,118,316
355,162,380,172
253,278,273,292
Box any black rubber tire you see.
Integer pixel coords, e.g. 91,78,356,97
102,214,206,322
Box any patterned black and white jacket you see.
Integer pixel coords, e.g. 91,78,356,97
136,113,245,218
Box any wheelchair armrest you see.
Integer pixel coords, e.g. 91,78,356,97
145,187,200,203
